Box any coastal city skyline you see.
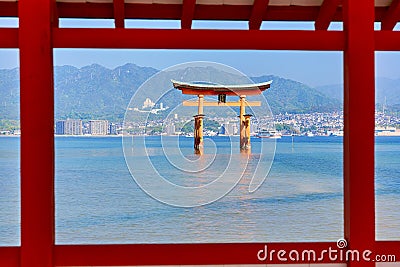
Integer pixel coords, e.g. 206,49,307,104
2,110,399,137
1,87,400,136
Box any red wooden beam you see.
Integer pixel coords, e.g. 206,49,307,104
0,2,390,24
178,89,265,96
375,241,400,261
315,0,341,30
381,0,400,30
249,0,269,30
56,3,384,22
343,0,376,266
19,0,55,267
57,2,114,18
56,3,319,21
0,247,20,267
181,0,196,29
55,242,343,266
113,0,125,28
53,28,344,50
52,0,59,28
0,28,18,48
375,30,400,50
0,2,17,17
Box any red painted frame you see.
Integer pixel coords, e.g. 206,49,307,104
248,0,269,30
343,2,376,266
0,2,392,22
19,1,55,267
0,0,400,266
381,0,400,30
315,0,341,30
113,0,125,29
181,0,196,29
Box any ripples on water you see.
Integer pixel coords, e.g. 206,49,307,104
0,136,399,245
0,137,20,245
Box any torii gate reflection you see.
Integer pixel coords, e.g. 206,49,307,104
172,80,272,153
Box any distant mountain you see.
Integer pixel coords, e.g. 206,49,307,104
314,78,400,111
376,77,400,109
54,63,158,121
0,63,344,122
253,75,341,114
314,83,343,101
0,68,19,120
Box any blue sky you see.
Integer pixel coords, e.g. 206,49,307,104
0,18,399,87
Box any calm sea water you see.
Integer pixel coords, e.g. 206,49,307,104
0,136,399,245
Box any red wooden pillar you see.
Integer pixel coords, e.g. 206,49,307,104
343,0,375,267
19,0,55,267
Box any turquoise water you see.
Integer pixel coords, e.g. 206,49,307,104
0,136,399,245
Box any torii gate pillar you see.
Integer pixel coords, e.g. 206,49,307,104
243,114,252,150
239,95,252,150
194,95,205,152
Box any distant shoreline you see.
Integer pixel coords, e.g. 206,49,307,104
54,134,122,138
1,135,400,138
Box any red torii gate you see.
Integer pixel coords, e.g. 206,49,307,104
172,79,271,151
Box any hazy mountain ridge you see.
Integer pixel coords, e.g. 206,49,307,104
54,63,158,121
1,63,348,121
0,68,19,120
253,75,341,114
314,78,400,111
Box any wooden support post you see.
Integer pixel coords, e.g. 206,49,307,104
113,0,125,28
239,95,246,150
244,114,252,150
181,0,196,29
343,0,375,266
381,0,400,31
193,114,204,153
248,0,269,30
193,95,205,153
315,0,340,30
198,94,204,114
19,0,55,267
